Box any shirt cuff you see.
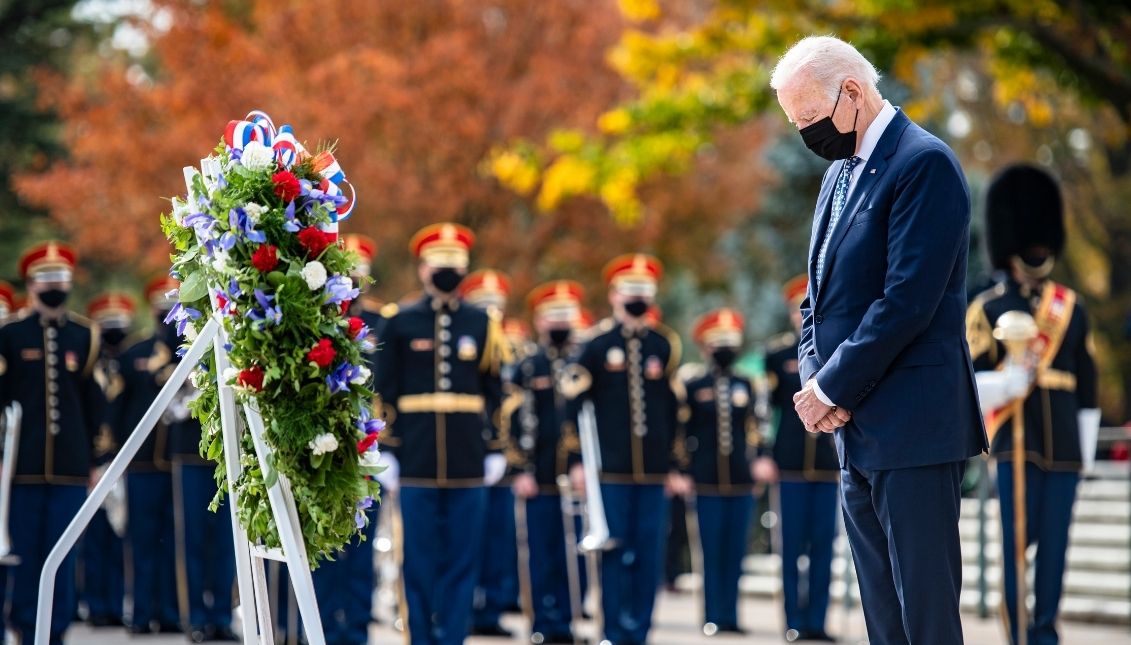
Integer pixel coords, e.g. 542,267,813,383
812,378,836,407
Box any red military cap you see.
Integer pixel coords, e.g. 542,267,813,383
502,318,531,343
87,292,137,328
460,269,511,311
526,280,584,323
783,274,808,306
0,281,14,312
19,240,76,281
692,307,745,348
145,275,181,308
409,223,475,268
602,253,662,295
342,233,378,277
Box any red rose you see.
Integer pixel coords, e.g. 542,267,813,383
272,170,302,202
306,338,336,368
250,244,279,272
339,299,351,316
237,366,265,392
357,432,380,455
348,316,365,339
297,227,335,259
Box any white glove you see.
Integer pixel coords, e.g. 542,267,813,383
975,365,1032,414
484,453,508,487
375,453,399,495
1078,408,1101,474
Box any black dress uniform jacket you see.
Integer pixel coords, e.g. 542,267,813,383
375,295,508,486
764,334,838,481
968,279,1098,471
506,344,581,493
683,369,758,493
0,310,104,484
112,331,176,473
565,320,682,484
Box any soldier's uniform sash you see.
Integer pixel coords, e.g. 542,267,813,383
986,281,1075,443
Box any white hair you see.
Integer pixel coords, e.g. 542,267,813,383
770,36,881,100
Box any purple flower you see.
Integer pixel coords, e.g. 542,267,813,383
355,408,386,435
283,200,300,233
216,173,228,190
326,362,361,394
164,302,202,337
323,275,359,306
355,496,374,529
228,207,267,244
246,289,282,328
300,179,347,215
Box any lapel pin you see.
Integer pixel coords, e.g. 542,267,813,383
869,168,876,174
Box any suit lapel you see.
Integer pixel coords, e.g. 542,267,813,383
816,111,913,291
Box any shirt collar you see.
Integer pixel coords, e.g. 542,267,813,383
856,100,897,165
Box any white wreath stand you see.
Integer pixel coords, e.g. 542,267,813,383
33,311,327,644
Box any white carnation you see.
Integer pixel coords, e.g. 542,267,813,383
351,366,371,385
302,261,328,290
244,202,266,222
359,450,382,468
240,141,276,171
211,249,231,273
222,367,239,385
308,432,339,455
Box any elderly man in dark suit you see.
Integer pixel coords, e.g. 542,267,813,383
771,36,987,644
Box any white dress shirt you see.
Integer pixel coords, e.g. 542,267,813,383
813,100,898,409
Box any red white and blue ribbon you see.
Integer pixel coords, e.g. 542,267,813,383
222,110,355,221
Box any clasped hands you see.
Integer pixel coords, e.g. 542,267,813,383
793,378,852,433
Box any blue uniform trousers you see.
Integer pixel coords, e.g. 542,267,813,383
80,507,124,622
177,462,236,631
311,505,378,644
997,461,1079,645
778,481,837,634
599,483,668,645
473,485,517,629
525,494,573,638
400,486,487,645
8,483,86,644
126,472,179,629
695,494,753,629
840,459,965,645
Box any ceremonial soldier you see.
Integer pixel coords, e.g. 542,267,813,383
967,165,1099,645
756,275,838,643
509,280,585,645
374,223,510,645
0,241,104,644
112,277,181,634
683,308,759,636
460,269,522,638
562,253,691,645
81,292,134,628
310,233,383,644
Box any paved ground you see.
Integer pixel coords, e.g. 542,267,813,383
63,590,1131,644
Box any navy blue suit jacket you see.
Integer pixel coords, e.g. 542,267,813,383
800,109,987,471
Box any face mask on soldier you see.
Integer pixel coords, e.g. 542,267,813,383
38,288,70,309
623,299,649,318
431,267,463,294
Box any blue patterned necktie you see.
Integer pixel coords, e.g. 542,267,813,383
816,155,863,287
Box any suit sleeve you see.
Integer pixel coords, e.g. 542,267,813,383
798,291,820,384
816,148,970,407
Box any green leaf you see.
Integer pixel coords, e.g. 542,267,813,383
179,271,208,302
207,436,223,460
310,452,325,470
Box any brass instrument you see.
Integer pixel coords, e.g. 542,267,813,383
0,402,22,565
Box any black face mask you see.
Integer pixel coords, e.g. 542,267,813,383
431,268,463,294
799,87,859,161
548,328,572,347
712,348,738,370
101,328,127,347
624,299,649,318
38,289,69,309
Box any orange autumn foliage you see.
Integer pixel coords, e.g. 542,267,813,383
14,0,768,311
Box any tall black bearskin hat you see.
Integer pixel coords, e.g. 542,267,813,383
984,163,1066,271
